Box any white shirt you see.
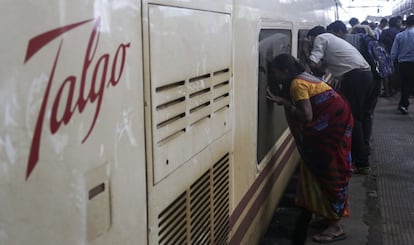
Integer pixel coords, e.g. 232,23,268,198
309,33,370,77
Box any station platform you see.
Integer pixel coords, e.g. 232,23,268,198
260,94,414,245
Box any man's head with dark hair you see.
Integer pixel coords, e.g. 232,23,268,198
307,26,326,38
349,17,359,27
389,17,398,28
406,15,414,26
380,18,388,27
327,21,347,37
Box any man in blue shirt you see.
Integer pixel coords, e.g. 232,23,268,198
390,15,414,114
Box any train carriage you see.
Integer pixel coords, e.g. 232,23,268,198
0,0,338,244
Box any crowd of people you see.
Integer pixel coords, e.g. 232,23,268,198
266,15,414,243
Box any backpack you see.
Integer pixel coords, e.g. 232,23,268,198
359,35,394,79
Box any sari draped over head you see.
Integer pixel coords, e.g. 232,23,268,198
287,72,354,220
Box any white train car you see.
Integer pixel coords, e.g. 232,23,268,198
0,0,337,244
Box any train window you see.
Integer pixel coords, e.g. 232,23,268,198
257,29,291,165
297,29,312,73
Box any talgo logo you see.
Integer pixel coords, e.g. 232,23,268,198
24,17,131,179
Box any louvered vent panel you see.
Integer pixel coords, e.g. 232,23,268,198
158,193,187,245
212,69,230,114
190,172,211,244
157,153,230,244
153,69,231,183
154,79,187,145
213,154,230,245
153,69,230,143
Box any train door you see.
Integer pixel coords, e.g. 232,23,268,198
229,17,304,243
142,1,233,244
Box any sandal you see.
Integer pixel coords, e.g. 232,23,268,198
312,225,346,243
312,232,346,243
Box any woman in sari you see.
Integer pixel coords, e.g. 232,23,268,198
266,53,353,243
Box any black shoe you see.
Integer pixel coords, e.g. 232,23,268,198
398,106,408,114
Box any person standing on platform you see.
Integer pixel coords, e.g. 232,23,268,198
380,17,403,53
266,53,353,243
390,15,414,114
375,18,388,41
306,26,375,175
380,16,403,94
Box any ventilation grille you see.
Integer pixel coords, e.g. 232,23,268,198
153,68,230,145
152,68,231,183
158,153,230,245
